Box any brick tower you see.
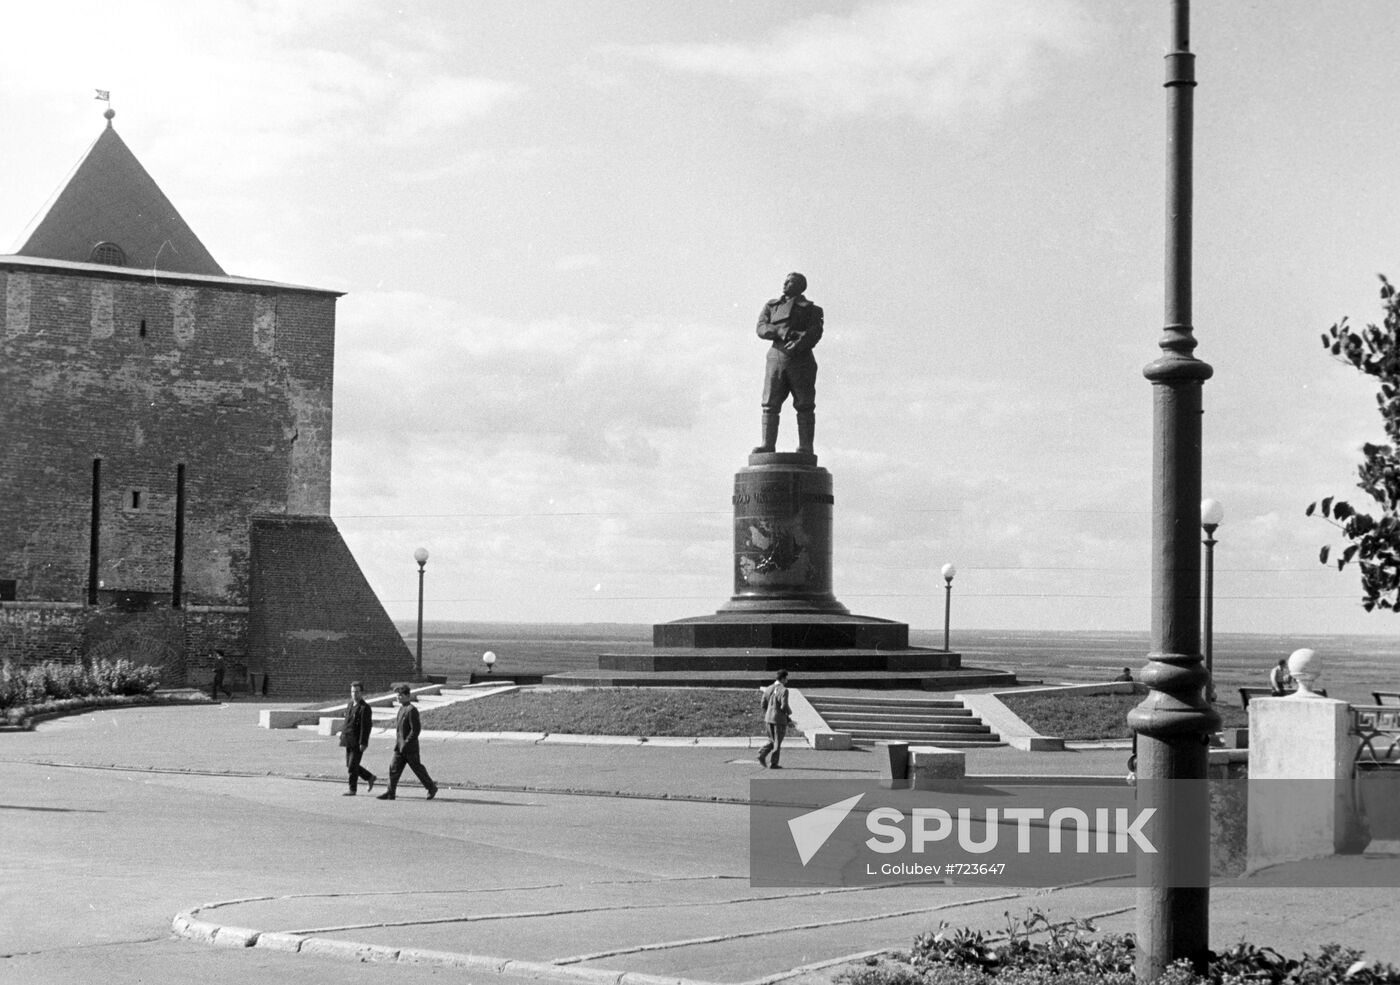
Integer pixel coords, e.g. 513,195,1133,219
0,111,413,695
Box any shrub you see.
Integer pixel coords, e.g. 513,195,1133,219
885,910,1400,985
1204,941,1400,985
0,657,160,712
37,661,87,700
837,959,934,985
89,658,160,697
911,911,1135,980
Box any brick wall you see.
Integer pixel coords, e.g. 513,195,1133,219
0,263,337,609
248,515,414,697
0,603,87,664
0,600,248,687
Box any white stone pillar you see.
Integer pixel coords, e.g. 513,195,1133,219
1247,649,1367,871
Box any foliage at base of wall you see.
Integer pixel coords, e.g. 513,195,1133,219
0,658,175,721
1,690,212,728
837,909,1400,985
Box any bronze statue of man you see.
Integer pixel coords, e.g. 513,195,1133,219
753,272,823,455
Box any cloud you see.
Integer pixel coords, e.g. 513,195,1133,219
333,291,739,468
555,253,604,272
388,75,524,141
349,228,438,250
0,2,520,180
608,0,1095,123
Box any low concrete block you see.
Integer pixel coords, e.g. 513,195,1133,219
396,948,509,971
300,938,400,963
909,745,966,787
621,973,693,985
317,716,344,736
211,925,259,948
1009,736,1064,752
484,731,549,743
178,917,219,943
259,709,317,729
254,931,306,952
810,729,853,751
502,959,623,984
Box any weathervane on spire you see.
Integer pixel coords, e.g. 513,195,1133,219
94,88,114,124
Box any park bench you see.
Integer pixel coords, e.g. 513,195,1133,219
1372,691,1400,706
1239,685,1326,707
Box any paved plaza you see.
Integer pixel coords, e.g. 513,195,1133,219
2,701,1398,984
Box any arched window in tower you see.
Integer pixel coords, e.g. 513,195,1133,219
89,241,126,266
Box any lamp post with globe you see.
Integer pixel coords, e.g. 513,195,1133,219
940,563,956,652
413,547,429,680
1201,499,1224,702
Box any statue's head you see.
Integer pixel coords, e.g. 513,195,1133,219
783,272,807,297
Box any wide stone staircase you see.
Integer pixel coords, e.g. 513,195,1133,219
805,693,1003,747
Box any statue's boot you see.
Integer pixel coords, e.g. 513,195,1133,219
752,412,779,454
797,412,815,455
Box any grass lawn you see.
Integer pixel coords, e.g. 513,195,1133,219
1000,689,1250,741
417,687,798,738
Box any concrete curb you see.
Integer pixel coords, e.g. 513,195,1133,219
956,691,1065,751
172,900,728,985
787,688,852,751
261,683,450,730
2,693,211,731
413,729,763,747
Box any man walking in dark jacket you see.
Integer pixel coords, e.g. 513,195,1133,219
377,684,438,801
340,681,377,796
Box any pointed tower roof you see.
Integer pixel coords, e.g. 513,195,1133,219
15,111,225,276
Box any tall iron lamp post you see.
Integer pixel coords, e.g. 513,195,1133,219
413,547,429,680
940,563,956,652
1128,0,1220,979
1201,498,1224,703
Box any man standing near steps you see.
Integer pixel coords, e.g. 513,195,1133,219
753,272,823,456
339,681,376,796
757,670,792,769
377,684,438,801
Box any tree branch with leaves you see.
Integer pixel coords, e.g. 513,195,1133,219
1307,274,1400,611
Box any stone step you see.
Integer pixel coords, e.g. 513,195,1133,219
807,695,966,708
821,717,988,732
819,714,977,728
812,704,973,716
852,737,1004,748
846,729,1003,744
840,722,993,735
804,693,1005,747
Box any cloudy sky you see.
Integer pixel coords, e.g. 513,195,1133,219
4,1,1400,636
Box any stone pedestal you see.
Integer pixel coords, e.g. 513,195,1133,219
553,450,1018,690
724,453,844,614
651,451,910,654
1247,694,1368,871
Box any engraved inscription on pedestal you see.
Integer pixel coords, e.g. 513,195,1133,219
725,462,846,613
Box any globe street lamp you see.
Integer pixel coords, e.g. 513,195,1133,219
1201,498,1224,703
413,547,429,680
941,563,957,652
482,650,497,676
